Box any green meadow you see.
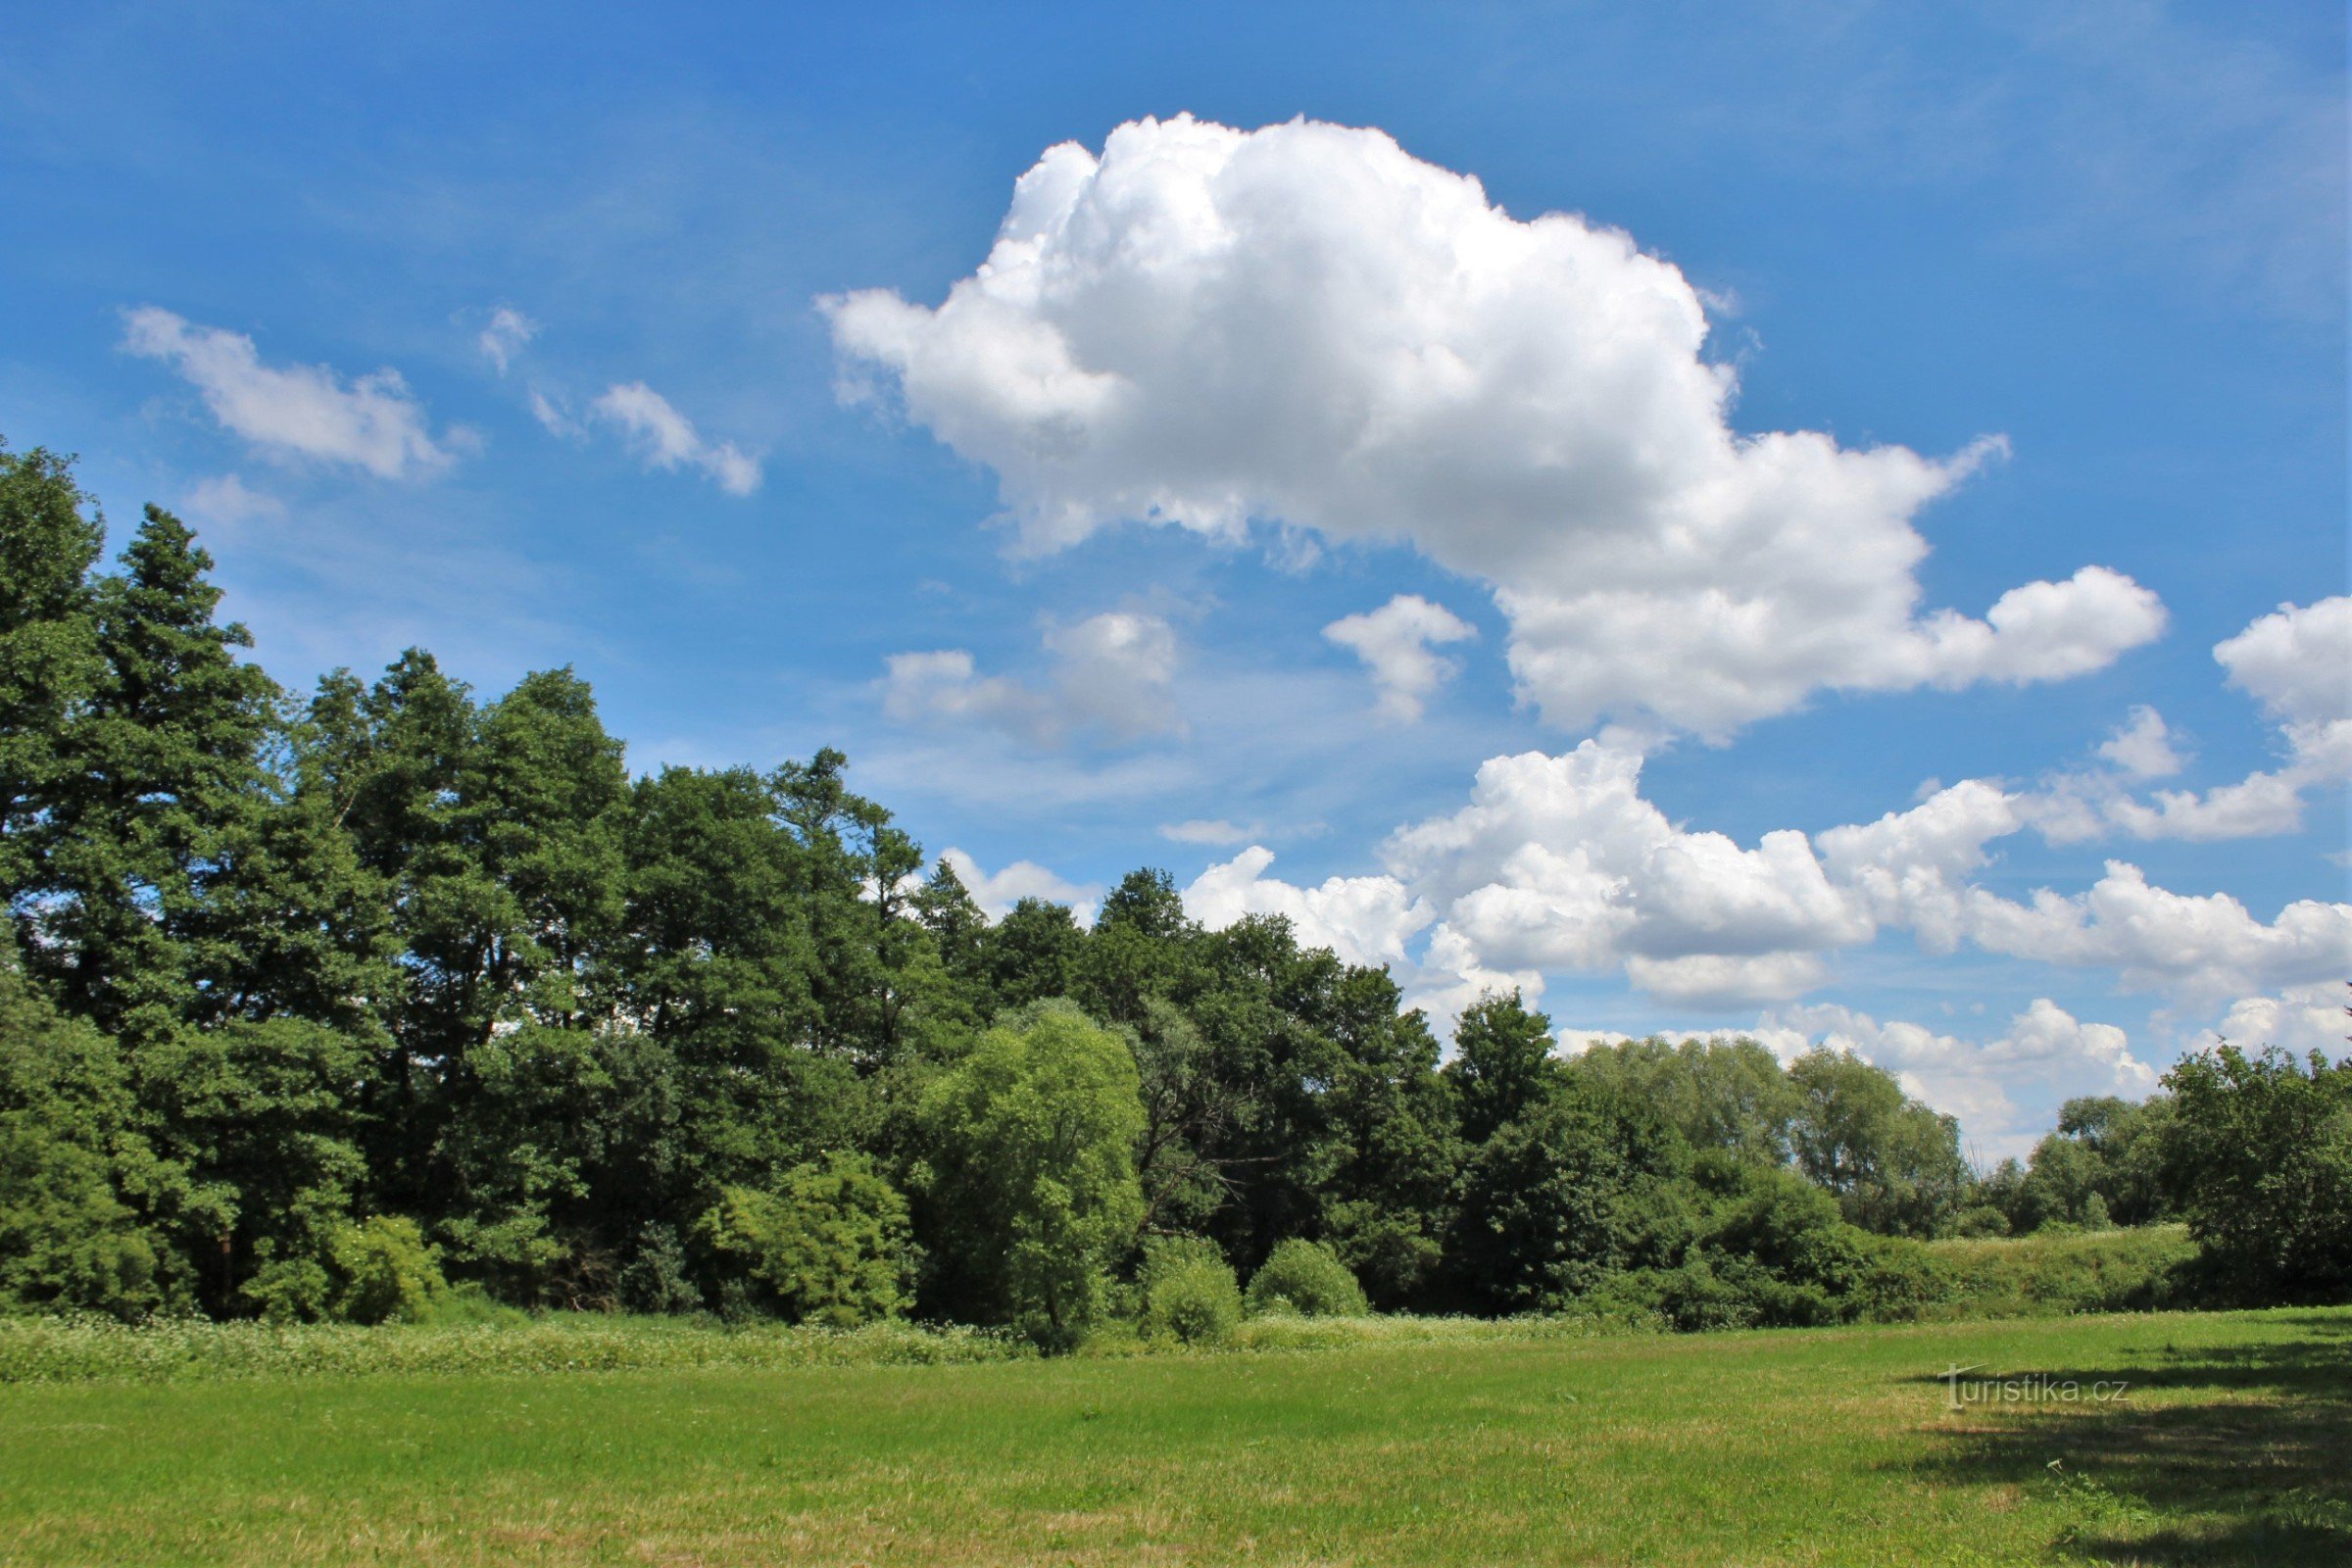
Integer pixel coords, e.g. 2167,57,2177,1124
3,1306,2345,1566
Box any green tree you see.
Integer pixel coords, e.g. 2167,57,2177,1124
0,442,106,917
32,508,280,1037
1245,1238,1368,1317
1788,1050,1970,1237
1445,991,1565,1148
1566,1035,1800,1165
0,960,161,1317
986,898,1085,1010
2163,1044,2352,1301
1448,1081,1690,1313
1136,1234,1242,1345
915,1001,1145,1346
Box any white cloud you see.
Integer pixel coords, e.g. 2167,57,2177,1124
1181,845,1433,970
477,306,538,375
2195,982,2348,1058
1383,737,1873,1004
1958,862,2351,1007
2217,596,2352,730
880,611,1181,746
1169,730,2347,1013
2020,599,2351,845
122,307,455,479
589,381,761,495
2096,705,2184,779
940,847,1099,924
528,388,587,441
827,115,2164,740
178,473,285,531
1159,818,1260,846
1323,594,1477,721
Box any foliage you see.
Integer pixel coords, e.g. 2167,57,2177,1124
1137,1235,1243,1346
328,1216,447,1325
697,1154,913,1327
1447,1078,1690,1313
1922,1223,2195,1316
1788,1050,1971,1237
1245,1238,1368,1317
0,446,2342,1344
915,1003,1145,1346
2162,1045,2352,1302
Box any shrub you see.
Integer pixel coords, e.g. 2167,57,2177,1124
330,1216,448,1325
699,1153,913,1328
1246,1239,1369,1318
1952,1205,2010,1239
1138,1237,1242,1347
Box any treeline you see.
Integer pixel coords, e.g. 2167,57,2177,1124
2,442,2346,1343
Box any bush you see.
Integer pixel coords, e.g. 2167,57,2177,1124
1952,1205,2010,1239
1138,1237,1242,1347
699,1153,913,1328
327,1216,447,1325
1246,1239,1369,1318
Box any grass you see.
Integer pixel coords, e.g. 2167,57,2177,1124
1925,1224,2198,1317
1,1305,2344,1565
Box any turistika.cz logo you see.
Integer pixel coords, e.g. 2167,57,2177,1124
1937,1364,2130,1412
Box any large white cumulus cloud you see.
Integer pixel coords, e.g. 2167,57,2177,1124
827,115,2164,738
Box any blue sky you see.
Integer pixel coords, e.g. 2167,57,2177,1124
3,1,2343,1154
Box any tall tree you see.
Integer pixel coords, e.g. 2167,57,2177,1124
33,508,279,1037
0,442,106,920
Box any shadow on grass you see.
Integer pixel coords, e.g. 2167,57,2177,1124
1913,1327,2352,1564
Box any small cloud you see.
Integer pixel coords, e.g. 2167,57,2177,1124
1159,818,1261,846
2095,705,2185,779
528,388,587,441
590,381,761,495
179,473,285,531
476,306,538,375
1324,594,1477,722
122,306,455,479
879,611,1182,748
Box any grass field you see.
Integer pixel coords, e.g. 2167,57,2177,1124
2,1307,2344,1566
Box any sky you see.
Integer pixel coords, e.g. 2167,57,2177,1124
2,1,2344,1157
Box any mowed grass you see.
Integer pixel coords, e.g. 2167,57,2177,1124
1,1307,2344,1566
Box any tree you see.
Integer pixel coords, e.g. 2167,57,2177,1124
1788,1050,1969,1237
2163,1045,2352,1301
1245,1238,1367,1317
986,898,1085,1010
1566,1035,1800,1166
0,441,106,918
1445,991,1565,1148
914,1001,1145,1345
1448,1081,1690,1313
0,959,161,1317
32,508,280,1038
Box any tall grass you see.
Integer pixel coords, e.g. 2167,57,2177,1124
1923,1222,2196,1317
0,1312,1030,1385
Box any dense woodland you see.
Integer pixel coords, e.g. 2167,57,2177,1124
3,442,2347,1344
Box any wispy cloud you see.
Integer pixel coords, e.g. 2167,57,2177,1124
590,380,760,495
122,306,458,479
476,305,538,374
